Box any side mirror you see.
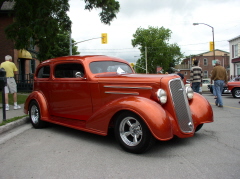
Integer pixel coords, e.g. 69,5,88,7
75,72,84,78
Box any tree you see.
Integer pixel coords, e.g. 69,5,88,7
46,30,80,59
132,26,183,74
3,0,120,61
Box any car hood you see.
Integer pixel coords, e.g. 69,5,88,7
227,81,240,86
94,73,179,83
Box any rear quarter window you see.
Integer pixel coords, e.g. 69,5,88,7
37,66,50,78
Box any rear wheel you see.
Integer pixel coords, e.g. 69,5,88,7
232,88,240,98
29,101,47,128
114,112,155,154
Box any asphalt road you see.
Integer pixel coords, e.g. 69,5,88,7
0,92,239,179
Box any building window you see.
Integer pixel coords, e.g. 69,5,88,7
237,64,240,76
232,44,238,58
203,58,208,66
204,70,208,78
184,71,187,75
30,59,35,73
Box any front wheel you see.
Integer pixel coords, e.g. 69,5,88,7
29,101,47,128
114,112,155,154
232,88,240,98
195,124,203,132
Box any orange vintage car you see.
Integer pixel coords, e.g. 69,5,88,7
227,78,240,98
24,55,213,153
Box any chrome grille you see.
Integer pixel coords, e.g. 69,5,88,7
169,79,193,133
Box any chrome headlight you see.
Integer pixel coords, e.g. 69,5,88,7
157,89,167,104
186,86,194,100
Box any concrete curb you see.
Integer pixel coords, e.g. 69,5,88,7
0,117,29,135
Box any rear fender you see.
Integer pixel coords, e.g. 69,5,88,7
86,96,173,140
24,91,50,121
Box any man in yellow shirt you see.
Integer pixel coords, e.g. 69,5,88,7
0,55,21,111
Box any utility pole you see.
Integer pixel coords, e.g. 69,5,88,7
193,23,215,61
145,46,147,74
69,32,72,55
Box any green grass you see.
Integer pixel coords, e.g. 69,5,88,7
0,115,28,126
0,93,29,126
0,93,29,105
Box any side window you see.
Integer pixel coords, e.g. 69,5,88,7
37,66,50,78
54,63,84,78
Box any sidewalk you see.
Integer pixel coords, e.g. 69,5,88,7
0,103,29,134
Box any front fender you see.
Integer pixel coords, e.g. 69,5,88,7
86,96,173,140
189,93,214,129
24,91,50,121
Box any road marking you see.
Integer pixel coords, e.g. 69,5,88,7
210,103,240,109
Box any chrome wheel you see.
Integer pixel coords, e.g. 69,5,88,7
30,105,39,124
115,112,155,153
232,88,240,98
119,117,143,146
29,101,46,128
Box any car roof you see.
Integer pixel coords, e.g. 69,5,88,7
41,55,128,64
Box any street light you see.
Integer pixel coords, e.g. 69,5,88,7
193,23,215,61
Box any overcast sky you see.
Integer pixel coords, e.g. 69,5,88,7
68,0,240,62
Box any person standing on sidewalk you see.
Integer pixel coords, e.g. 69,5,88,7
190,60,203,93
0,55,21,111
211,60,228,107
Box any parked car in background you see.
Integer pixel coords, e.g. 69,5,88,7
227,79,240,98
24,55,213,153
208,77,240,95
207,84,230,94
185,78,211,92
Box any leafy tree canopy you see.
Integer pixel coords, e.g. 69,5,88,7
132,26,183,74
3,0,120,61
46,30,80,59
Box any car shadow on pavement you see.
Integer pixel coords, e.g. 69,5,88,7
41,123,210,156
147,131,210,156
44,123,119,148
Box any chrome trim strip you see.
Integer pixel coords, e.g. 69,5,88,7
105,91,139,95
104,85,152,89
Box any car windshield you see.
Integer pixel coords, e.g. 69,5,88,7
90,61,133,74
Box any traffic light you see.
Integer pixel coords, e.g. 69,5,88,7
210,41,214,51
101,33,108,44
130,63,135,68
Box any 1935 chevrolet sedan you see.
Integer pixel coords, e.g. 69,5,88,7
24,55,213,153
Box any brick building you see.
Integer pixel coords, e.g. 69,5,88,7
0,1,40,91
175,49,230,80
